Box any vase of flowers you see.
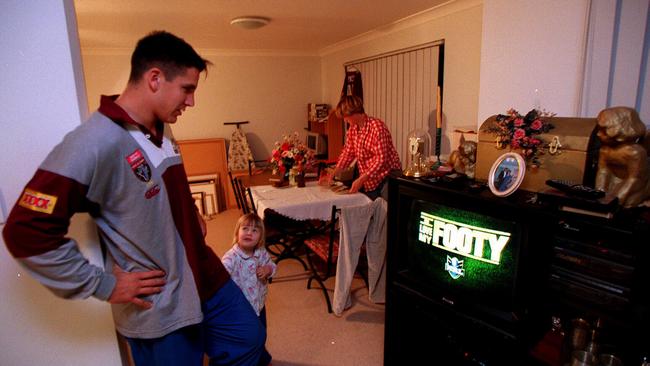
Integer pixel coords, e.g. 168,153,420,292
269,132,315,186
484,108,555,168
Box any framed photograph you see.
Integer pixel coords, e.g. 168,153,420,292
192,192,205,216
487,152,526,197
189,179,219,215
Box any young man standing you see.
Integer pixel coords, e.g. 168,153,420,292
3,31,265,366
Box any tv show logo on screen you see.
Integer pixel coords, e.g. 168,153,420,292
445,256,465,279
418,213,511,265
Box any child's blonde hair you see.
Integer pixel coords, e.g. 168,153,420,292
232,213,266,249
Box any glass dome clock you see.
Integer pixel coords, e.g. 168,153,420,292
403,128,432,177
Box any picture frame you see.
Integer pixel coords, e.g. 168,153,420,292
487,152,526,197
192,192,205,216
188,178,219,216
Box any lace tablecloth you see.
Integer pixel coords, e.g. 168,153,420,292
250,181,372,220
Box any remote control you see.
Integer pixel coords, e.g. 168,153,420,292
545,179,606,199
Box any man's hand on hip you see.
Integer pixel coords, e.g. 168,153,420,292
108,264,166,309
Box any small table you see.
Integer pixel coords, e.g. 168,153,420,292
250,181,371,221
249,181,372,265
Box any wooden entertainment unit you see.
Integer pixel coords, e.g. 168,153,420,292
385,174,649,365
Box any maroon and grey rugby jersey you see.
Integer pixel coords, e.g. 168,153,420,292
2,95,230,339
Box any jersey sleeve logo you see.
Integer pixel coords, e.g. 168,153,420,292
18,189,58,214
126,149,152,182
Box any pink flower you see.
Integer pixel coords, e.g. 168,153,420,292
489,108,555,167
513,128,526,140
530,119,543,130
269,132,317,173
510,139,520,149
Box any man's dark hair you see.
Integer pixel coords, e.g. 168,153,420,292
128,30,211,83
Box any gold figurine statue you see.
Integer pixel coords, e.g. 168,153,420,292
595,106,650,207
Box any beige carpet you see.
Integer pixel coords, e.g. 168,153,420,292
205,209,385,366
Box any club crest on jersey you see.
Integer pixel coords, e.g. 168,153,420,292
19,189,58,214
126,149,151,182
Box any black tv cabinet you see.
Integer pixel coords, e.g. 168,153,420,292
384,174,649,365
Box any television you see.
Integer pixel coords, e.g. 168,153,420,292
391,188,532,337
306,131,327,156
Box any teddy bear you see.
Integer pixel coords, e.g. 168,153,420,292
448,135,477,179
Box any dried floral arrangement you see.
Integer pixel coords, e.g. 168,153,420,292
485,108,555,167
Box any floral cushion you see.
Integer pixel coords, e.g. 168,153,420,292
304,233,339,262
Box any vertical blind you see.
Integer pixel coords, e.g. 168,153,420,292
580,0,649,122
345,40,444,165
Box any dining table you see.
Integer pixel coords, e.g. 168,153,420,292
249,178,386,315
249,181,372,221
248,181,372,265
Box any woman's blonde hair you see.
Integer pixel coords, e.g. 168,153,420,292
334,95,365,118
232,213,266,249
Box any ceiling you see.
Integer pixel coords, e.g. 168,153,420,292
73,0,450,53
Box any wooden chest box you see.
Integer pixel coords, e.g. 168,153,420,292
475,115,599,192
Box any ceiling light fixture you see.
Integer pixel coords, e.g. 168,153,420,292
230,16,271,30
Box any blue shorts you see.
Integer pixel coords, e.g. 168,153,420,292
126,279,265,366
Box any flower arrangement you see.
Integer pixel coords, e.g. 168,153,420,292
485,108,555,167
269,132,316,176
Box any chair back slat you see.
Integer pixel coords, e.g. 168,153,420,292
232,177,257,215
235,178,248,214
228,171,243,210
246,187,256,213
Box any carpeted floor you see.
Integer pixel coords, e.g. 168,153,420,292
205,209,385,366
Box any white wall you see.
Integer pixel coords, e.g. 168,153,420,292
80,1,483,162
478,0,591,122
320,0,483,156
0,1,121,365
82,49,322,161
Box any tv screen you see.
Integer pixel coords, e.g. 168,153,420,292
306,132,327,155
307,134,317,149
405,199,520,322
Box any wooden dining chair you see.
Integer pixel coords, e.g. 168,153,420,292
304,206,368,313
241,183,306,268
303,205,367,313
262,209,314,270
233,177,257,215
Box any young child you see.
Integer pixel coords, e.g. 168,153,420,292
222,213,277,366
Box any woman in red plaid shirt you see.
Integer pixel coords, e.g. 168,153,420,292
329,95,401,200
